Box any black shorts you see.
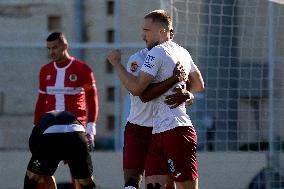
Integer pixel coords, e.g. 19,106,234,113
27,132,93,179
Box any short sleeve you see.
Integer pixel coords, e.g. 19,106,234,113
81,63,96,87
189,58,198,73
140,47,162,77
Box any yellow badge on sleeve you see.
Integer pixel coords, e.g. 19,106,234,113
130,61,138,72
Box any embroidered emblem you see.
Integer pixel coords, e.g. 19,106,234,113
130,61,138,72
69,74,77,82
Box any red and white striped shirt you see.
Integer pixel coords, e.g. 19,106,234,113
34,57,99,128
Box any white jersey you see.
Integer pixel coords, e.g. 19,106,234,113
126,48,153,127
140,41,198,133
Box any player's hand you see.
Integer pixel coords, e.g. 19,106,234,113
107,49,121,66
86,133,95,152
165,86,194,109
173,61,187,82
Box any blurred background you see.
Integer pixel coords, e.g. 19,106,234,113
1,0,284,188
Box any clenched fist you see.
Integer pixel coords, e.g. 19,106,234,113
107,49,121,66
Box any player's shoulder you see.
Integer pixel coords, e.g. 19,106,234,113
127,49,146,73
172,41,190,54
40,61,55,72
178,43,192,59
72,58,94,71
72,58,86,65
168,41,192,58
149,41,171,54
130,48,148,60
139,48,149,57
43,61,54,67
147,43,169,60
128,48,148,66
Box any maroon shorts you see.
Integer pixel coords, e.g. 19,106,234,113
123,122,153,171
145,126,198,182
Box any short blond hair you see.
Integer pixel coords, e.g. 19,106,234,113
144,9,173,31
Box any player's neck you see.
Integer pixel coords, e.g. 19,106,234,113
159,36,170,45
55,55,72,68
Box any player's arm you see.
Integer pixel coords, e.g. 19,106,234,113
165,84,194,109
82,65,99,125
84,81,99,136
85,84,98,152
188,67,205,93
139,77,178,103
107,49,153,96
34,93,47,125
139,62,185,103
34,68,47,125
165,68,205,108
82,64,99,151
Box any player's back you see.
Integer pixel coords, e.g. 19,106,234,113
33,111,83,134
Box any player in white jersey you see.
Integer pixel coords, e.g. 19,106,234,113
124,47,193,189
126,48,153,127
107,10,204,189
123,48,153,189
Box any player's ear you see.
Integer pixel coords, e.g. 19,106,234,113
63,43,68,50
159,27,166,35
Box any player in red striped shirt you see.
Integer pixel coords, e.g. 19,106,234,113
34,32,99,189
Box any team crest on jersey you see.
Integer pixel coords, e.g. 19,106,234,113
46,75,51,80
130,61,138,72
69,74,77,82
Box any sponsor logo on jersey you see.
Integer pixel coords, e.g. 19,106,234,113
47,87,83,95
144,55,155,69
46,75,51,80
145,54,155,63
130,61,138,72
69,74,78,82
